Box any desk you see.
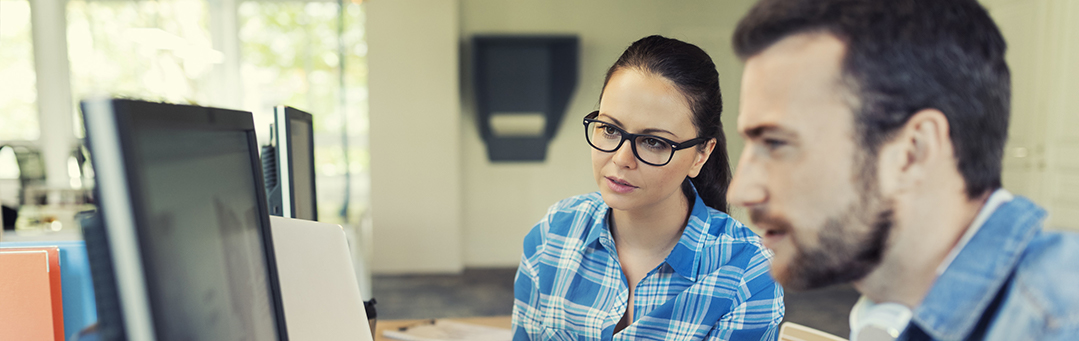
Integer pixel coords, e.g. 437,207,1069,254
374,316,512,341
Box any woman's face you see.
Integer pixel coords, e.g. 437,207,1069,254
593,69,713,213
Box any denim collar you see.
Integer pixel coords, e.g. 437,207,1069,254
583,183,710,282
911,195,1046,340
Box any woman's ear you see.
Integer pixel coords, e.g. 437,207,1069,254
688,138,717,178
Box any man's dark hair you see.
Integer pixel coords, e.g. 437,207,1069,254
602,35,733,212
733,0,1011,198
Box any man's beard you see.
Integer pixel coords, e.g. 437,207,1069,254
752,158,895,291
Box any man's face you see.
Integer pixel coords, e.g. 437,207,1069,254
729,33,894,290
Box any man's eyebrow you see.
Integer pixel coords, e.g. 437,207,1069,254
742,124,792,139
598,114,679,138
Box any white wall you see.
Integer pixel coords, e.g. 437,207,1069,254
458,0,758,267
366,0,759,272
367,0,463,273
1038,1,1079,231
986,0,1079,231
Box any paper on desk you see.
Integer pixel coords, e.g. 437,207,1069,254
383,319,512,341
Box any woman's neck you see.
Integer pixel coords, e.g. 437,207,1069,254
609,188,692,254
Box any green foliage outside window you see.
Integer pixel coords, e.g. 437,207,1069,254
0,1,40,142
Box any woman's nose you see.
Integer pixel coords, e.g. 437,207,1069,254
611,140,638,169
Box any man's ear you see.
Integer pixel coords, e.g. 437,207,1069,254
876,109,950,195
688,138,717,178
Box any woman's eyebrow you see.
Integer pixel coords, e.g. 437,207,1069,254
640,127,678,138
598,114,679,138
598,113,625,127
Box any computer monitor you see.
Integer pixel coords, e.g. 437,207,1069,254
80,99,288,340
263,106,317,221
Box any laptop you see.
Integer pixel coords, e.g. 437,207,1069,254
269,216,373,340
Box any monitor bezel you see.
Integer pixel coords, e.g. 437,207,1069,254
273,106,317,221
83,98,289,340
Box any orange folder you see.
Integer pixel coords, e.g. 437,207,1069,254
0,246,65,341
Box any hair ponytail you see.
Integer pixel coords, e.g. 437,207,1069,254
684,134,731,213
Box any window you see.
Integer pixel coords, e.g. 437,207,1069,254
67,0,216,106
238,1,369,224
0,0,39,142
4,0,369,227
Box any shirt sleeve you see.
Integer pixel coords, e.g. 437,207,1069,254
705,248,785,341
512,217,548,341
512,255,541,340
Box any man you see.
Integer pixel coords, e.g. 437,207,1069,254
727,0,1079,340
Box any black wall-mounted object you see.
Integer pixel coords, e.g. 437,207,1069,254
472,35,579,162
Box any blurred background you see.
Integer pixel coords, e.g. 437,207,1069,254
1,0,369,237
2,0,1077,335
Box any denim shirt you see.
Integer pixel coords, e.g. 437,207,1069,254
902,195,1079,340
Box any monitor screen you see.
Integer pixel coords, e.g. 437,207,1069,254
288,115,315,220
268,106,316,221
137,128,276,340
82,99,286,341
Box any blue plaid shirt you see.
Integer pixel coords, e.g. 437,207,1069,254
513,189,784,340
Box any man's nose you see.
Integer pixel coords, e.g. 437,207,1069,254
728,147,767,208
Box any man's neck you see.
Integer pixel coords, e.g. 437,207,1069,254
854,189,992,308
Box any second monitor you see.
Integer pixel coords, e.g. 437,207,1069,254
263,106,317,221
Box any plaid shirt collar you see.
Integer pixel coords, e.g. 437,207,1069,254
581,183,710,282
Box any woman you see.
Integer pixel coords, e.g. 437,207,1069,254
512,36,784,340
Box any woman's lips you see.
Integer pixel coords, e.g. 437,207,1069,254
605,176,638,194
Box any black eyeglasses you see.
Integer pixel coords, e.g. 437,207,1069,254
583,111,708,166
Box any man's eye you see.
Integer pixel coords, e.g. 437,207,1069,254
763,138,787,149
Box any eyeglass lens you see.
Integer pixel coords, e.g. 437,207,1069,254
586,121,673,165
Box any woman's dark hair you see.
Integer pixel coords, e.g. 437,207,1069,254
601,35,732,213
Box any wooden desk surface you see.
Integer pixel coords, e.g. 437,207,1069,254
373,316,512,341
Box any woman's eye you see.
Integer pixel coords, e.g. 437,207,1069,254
641,137,667,150
601,126,620,137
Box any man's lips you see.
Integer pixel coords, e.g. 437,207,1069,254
760,227,788,249
764,229,787,238
749,211,794,249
